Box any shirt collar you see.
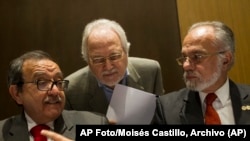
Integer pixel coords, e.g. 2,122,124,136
25,111,54,131
199,78,230,106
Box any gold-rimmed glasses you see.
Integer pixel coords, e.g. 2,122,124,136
176,51,227,66
89,52,123,65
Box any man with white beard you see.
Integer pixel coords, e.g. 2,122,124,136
153,21,250,125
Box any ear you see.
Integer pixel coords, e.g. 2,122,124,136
223,51,232,65
9,85,23,105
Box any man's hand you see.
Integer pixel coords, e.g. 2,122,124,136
41,130,74,141
108,120,117,125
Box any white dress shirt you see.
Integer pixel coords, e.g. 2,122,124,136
25,112,54,141
199,78,235,124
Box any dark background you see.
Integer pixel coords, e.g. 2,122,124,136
0,0,184,120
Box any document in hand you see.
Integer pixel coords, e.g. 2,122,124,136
106,84,156,124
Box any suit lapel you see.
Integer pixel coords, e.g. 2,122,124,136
90,87,109,114
229,79,250,124
127,61,144,90
54,114,67,133
7,113,30,141
88,73,109,114
229,80,242,124
181,91,204,124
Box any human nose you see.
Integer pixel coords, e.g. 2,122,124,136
183,58,195,70
103,59,114,70
48,82,61,92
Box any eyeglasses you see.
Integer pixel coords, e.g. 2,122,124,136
176,51,227,66
89,52,123,65
22,80,69,91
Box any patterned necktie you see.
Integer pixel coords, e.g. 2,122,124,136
30,124,50,141
205,93,221,124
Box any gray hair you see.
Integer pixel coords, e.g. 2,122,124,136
81,18,130,63
188,21,235,69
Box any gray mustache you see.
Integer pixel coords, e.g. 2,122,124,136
44,95,62,103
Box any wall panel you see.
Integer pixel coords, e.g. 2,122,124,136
0,0,183,120
177,0,250,84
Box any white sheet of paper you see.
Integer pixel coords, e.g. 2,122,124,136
106,84,156,124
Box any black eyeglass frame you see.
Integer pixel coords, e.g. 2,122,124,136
20,79,69,91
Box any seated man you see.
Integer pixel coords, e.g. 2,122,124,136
154,21,250,125
0,50,108,141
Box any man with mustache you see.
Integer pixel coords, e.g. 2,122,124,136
0,50,108,141
64,18,165,120
154,21,250,124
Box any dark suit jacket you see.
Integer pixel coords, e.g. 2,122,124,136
0,110,108,141
154,79,250,124
64,57,165,114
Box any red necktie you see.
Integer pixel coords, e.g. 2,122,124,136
30,124,50,141
205,93,221,124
